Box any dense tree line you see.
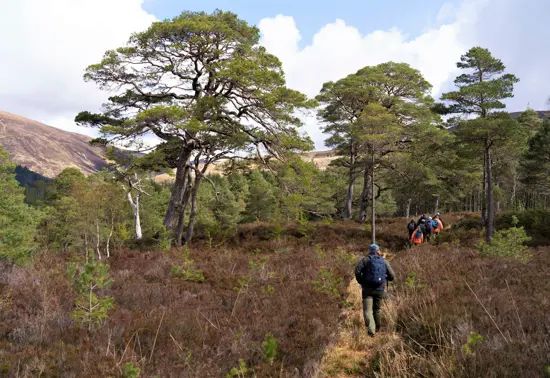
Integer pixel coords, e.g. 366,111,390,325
1,10,549,263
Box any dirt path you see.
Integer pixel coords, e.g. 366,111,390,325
318,254,402,377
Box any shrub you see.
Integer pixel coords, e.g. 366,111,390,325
69,258,115,329
171,247,205,282
477,226,532,262
262,333,280,365
462,331,484,356
312,268,343,298
226,359,249,378
123,363,141,378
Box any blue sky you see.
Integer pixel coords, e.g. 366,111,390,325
143,0,459,47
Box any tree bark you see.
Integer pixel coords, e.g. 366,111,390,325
434,195,439,214
175,169,193,245
358,160,371,223
343,144,356,220
487,148,494,241
126,190,143,240
405,198,411,219
371,148,376,244
164,148,192,233
184,176,202,245
481,149,487,227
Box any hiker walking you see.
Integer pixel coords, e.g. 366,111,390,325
354,244,395,337
407,219,416,240
425,216,433,242
432,214,444,239
410,224,424,245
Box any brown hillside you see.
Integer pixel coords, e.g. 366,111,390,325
0,110,106,177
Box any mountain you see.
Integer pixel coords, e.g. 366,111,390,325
0,110,106,177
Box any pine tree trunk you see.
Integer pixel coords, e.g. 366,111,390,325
405,198,411,219
434,195,439,214
481,150,487,227
175,170,193,245
164,148,192,233
343,145,356,220
511,169,517,210
358,161,371,223
184,176,202,245
371,149,376,244
487,149,494,241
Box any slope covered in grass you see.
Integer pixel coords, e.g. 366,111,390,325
321,215,550,377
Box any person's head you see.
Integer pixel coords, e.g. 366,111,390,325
368,243,380,255
410,219,415,223
428,216,432,220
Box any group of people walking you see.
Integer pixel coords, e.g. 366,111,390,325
408,213,444,245
353,214,445,338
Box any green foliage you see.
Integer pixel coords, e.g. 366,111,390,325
336,247,357,267
521,120,550,191
296,212,314,237
462,331,484,356
171,247,205,282
70,258,115,328
245,170,278,222
440,46,519,117
477,226,532,262
262,333,280,365
226,359,249,378
0,147,41,263
275,157,336,220
122,363,140,378
404,272,427,290
312,268,343,298
79,10,315,243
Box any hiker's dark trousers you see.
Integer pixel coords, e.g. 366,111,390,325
425,231,431,242
361,287,385,335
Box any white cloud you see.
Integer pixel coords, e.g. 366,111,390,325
0,0,156,135
259,0,549,149
2,0,548,152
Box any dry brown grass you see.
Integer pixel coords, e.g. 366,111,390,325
1,216,548,377
320,216,550,378
0,222,376,377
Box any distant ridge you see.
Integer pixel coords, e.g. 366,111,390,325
0,110,106,177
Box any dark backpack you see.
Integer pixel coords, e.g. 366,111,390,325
414,228,423,239
425,220,433,231
408,222,416,231
362,254,387,288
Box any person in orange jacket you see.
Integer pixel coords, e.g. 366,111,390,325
432,213,444,238
410,225,424,245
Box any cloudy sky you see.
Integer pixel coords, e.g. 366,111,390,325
0,0,548,149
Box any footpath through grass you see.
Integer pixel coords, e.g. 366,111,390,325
320,216,550,377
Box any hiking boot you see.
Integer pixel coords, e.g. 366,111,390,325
368,331,375,338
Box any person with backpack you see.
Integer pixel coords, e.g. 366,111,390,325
425,216,433,242
432,214,444,239
355,244,395,337
407,219,416,240
410,225,424,245
417,214,426,225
